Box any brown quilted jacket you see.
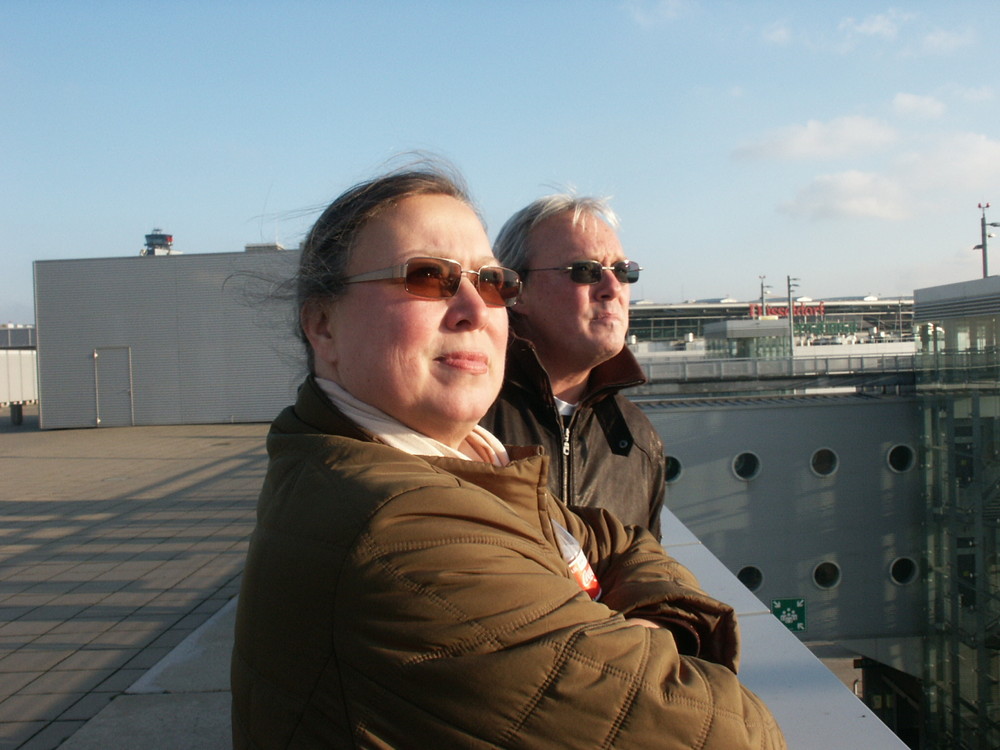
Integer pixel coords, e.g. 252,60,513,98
231,377,785,749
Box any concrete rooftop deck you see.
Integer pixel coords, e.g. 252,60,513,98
0,404,906,748
0,406,263,749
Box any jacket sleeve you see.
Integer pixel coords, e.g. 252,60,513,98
557,504,741,672
347,483,785,749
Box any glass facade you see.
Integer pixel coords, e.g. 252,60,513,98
704,333,791,359
628,298,913,343
918,309,1000,749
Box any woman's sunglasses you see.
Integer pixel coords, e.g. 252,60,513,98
343,256,522,307
527,259,641,285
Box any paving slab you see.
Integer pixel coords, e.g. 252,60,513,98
57,597,236,749
0,404,265,750
56,694,231,750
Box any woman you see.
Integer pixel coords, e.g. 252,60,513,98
230,164,785,749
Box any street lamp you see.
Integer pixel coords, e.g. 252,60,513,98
977,202,1000,278
758,275,771,318
787,275,800,353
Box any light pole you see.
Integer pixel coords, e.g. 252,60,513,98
976,202,1000,278
758,275,771,318
787,275,800,353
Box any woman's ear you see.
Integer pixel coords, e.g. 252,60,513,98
300,301,339,378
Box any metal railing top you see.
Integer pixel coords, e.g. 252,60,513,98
634,352,917,383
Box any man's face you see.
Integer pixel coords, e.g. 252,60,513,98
514,211,631,378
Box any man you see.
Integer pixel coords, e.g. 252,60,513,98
482,195,666,538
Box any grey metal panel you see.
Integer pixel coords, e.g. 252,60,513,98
914,274,1000,307
914,294,1000,321
34,251,304,429
644,395,923,645
0,326,36,348
176,250,304,424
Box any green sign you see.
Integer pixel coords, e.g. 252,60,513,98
771,598,807,631
796,321,859,335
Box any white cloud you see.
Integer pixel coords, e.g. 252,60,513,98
779,171,908,221
772,132,1000,223
624,0,687,26
839,10,913,40
921,28,976,54
762,22,791,45
893,92,945,118
896,132,1000,191
734,116,896,160
952,85,995,103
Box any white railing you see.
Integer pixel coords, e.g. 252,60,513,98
638,353,917,383
660,509,908,748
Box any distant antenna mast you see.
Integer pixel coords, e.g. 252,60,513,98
978,203,1000,278
260,182,273,243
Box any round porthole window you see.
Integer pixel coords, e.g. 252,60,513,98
810,448,839,477
732,452,761,481
665,456,682,484
813,561,841,589
887,444,916,473
737,566,763,592
890,557,918,585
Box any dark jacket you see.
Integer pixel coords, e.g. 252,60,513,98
230,377,785,749
482,336,666,538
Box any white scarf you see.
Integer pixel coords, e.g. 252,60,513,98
316,378,510,466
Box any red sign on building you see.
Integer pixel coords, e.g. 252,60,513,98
749,302,826,319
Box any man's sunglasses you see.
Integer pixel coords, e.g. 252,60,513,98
343,256,522,307
527,259,641,285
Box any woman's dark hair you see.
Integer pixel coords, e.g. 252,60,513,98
297,160,480,370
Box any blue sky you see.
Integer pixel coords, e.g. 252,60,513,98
3,1,999,323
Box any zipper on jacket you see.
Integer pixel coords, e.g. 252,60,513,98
561,424,571,502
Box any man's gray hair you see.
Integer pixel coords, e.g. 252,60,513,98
493,194,620,273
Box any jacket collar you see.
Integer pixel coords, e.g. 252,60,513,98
282,375,375,441
503,332,647,407
285,376,544,464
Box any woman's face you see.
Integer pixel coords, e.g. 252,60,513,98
305,193,508,448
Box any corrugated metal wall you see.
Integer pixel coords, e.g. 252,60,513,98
34,251,304,429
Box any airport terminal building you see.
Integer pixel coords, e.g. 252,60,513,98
629,295,914,345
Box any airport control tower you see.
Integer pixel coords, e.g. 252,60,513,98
140,228,177,256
